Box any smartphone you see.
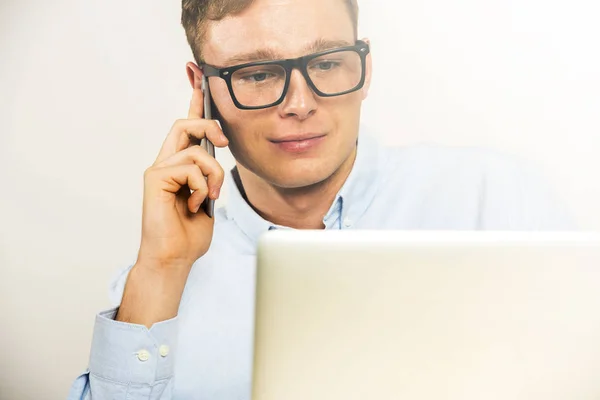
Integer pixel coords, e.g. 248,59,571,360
200,75,216,218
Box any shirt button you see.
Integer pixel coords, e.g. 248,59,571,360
137,349,150,362
343,217,352,228
159,345,170,357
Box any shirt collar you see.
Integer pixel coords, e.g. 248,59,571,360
225,127,384,245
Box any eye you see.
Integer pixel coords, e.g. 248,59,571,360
315,61,336,70
250,72,270,82
311,60,341,72
239,71,276,83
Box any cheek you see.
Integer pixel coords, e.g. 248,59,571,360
210,82,269,140
210,81,235,119
218,109,271,164
325,93,363,131
209,84,248,143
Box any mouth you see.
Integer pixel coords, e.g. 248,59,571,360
269,133,327,153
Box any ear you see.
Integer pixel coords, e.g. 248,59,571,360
361,38,372,100
186,62,204,90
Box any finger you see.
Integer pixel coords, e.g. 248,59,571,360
188,189,209,215
155,118,228,164
188,87,204,120
154,145,225,200
173,119,229,151
146,164,208,213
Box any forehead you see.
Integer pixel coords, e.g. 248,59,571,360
202,0,355,65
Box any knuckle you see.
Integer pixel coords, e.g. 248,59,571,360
190,144,205,156
210,121,223,136
215,164,225,182
171,118,186,130
185,145,205,162
189,165,205,180
197,182,209,194
186,164,199,175
143,167,155,180
193,180,209,196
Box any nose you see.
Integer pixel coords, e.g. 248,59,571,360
278,69,318,120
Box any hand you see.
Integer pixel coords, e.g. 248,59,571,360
137,87,229,272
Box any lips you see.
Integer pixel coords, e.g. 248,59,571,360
270,133,326,143
269,133,326,153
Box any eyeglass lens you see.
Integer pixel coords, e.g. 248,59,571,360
230,50,363,107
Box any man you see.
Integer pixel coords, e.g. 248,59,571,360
68,0,572,398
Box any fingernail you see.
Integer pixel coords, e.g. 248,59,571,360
213,188,220,199
193,202,201,213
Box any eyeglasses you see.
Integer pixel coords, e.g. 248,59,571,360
201,40,370,110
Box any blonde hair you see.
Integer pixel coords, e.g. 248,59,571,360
181,0,359,63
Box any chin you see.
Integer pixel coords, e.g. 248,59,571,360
268,175,326,189
264,159,341,189
234,134,358,190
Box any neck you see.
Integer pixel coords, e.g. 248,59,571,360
236,148,357,230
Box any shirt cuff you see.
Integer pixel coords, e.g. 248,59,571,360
88,308,178,385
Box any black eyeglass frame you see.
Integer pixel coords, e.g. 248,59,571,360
200,40,370,110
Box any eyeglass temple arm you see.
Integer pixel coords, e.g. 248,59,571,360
201,64,221,77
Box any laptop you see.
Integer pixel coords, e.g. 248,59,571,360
252,231,600,400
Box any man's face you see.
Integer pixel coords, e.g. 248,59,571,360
199,0,371,189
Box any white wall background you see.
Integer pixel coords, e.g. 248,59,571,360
1,0,598,398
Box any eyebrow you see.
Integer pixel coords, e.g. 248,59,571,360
222,38,354,66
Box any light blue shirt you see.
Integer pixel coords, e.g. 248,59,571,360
68,129,573,399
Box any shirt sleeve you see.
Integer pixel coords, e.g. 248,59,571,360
67,308,178,399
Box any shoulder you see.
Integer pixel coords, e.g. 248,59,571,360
384,143,524,178
379,143,528,196
378,143,574,229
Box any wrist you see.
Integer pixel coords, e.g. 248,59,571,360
116,261,191,328
135,251,195,273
